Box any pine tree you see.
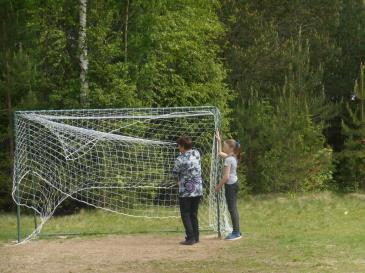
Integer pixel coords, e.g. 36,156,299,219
338,64,365,191
238,31,334,193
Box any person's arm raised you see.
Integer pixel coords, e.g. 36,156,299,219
215,130,228,158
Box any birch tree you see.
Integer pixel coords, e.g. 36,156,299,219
79,0,89,107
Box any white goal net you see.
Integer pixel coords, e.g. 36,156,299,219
12,106,231,242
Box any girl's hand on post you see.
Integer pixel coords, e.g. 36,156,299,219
216,131,228,158
215,130,221,142
215,185,221,193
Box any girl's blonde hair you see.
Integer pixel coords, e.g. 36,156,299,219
224,139,241,164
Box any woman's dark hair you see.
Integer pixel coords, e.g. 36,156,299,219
177,135,192,150
224,139,241,164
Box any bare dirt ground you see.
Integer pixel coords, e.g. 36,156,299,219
0,234,230,273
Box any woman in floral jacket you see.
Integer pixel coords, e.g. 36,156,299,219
173,135,203,245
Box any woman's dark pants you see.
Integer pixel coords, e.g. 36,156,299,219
179,196,201,241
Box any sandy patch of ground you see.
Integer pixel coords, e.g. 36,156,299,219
0,234,229,273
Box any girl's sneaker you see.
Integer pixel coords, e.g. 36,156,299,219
225,232,242,241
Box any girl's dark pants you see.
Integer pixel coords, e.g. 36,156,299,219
179,196,201,241
225,183,240,233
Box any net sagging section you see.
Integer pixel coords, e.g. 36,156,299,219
12,107,231,242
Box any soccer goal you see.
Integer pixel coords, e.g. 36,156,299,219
12,106,231,243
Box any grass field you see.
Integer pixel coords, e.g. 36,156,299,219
1,192,364,273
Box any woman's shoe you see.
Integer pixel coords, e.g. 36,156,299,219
179,238,196,245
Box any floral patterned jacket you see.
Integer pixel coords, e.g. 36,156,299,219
172,149,203,198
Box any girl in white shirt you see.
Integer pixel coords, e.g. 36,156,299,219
215,131,242,240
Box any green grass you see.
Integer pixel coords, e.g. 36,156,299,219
1,192,365,272
0,208,183,242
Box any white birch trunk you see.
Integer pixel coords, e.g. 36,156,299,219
79,0,89,107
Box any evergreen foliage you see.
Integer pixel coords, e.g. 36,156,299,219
1,0,365,210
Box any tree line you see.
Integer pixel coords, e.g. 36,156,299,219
1,0,365,210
